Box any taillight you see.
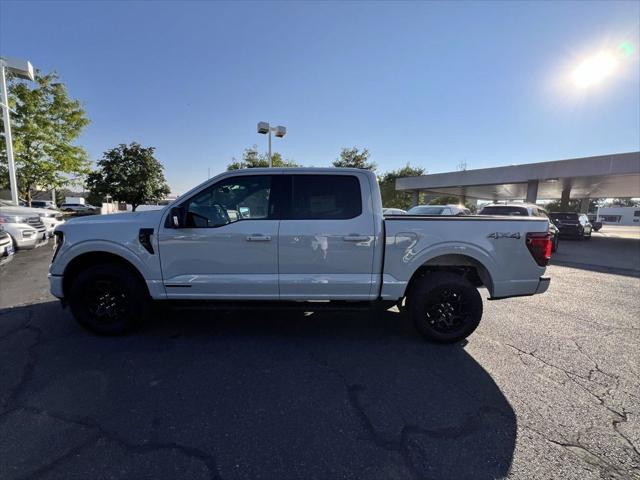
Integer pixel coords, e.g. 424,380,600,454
526,232,552,266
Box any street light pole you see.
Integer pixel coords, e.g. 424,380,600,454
0,62,19,205
268,128,272,168
257,122,286,168
0,57,34,205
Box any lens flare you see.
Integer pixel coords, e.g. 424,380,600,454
572,53,618,87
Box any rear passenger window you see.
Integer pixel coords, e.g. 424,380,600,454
290,175,362,220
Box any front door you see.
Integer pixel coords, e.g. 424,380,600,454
158,174,280,299
278,173,376,300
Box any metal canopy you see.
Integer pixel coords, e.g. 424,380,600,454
395,152,640,200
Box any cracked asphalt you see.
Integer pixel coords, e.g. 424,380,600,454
0,228,639,479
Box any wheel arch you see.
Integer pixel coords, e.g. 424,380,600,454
62,251,149,299
404,253,494,299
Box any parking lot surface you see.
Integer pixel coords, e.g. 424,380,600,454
0,228,639,479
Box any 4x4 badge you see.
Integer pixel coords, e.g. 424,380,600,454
487,232,521,239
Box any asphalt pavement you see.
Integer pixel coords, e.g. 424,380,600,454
0,228,638,479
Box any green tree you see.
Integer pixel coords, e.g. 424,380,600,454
608,197,640,207
226,147,299,170
86,143,170,211
333,147,376,171
0,72,90,205
378,164,425,209
545,198,602,213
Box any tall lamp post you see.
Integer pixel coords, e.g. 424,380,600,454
0,57,34,205
257,122,287,167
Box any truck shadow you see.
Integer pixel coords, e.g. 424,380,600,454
1,301,517,480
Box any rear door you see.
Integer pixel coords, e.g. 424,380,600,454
278,173,376,300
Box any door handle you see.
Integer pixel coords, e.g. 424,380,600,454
246,235,271,242
343,235,369,242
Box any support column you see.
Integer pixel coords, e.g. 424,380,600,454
411,190,419,207
526,180,539,204
579,198,590,214
560,186,571,210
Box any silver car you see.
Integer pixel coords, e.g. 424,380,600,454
0,208,49,249
0,231,14,266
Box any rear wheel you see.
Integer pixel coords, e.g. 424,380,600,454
408,272,483,343
68,263,149,335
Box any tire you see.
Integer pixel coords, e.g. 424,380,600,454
68,263,149,335
408,272,483,344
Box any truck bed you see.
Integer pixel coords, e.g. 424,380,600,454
381,215,550,300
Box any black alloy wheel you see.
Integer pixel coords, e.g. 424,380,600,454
68,263,149,335
409,272,483,343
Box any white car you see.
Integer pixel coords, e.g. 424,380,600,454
382,208,407,215
407,204,471,216
60,203,99,214
0,200,64,237
0,207,49,249
0,231,15,266
50,168,552,343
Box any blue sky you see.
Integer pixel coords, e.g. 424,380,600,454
1,0,639,194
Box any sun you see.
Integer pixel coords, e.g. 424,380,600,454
571,53,618,88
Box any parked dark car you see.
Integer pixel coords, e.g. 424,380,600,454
478,203,560,252
587,214,603,231
550,212,592,239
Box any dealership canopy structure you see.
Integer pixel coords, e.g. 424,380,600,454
396,152,640,209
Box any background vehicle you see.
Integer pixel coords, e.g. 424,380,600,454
407,204,471,216
30,200,57,210
551,212,592,240
587,214,603,231
50,168,551,343
0,200,64,237
0,231,14,266
479,203,559,252
60,203,99,214
382,208,407,215
0,208,48,249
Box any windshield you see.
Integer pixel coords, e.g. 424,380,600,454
408,206,445,215
480,206,528,216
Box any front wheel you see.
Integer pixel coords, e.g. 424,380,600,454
408,272,483,343
68,263,149,335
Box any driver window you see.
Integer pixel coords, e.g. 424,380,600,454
184,175,272,228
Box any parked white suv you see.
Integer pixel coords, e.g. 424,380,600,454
0,200,64,237
60,203,99,214
0,208,48,249
407,204,471,216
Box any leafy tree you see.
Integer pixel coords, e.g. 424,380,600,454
226,147,299,170
333,147,376,171
86,143,170,211
545,198,601,213
378,164,425,209
0,72,90,205
608,197,640,207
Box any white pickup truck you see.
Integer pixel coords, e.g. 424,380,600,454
49,168,551,343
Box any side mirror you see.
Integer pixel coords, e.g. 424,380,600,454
167,206,185,228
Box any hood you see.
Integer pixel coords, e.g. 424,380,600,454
64,209,166,226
